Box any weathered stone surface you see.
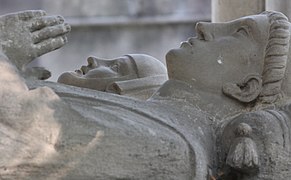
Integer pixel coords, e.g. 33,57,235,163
1,10,291,180
57,54,168,100
0,10,70,69
0,0,211,81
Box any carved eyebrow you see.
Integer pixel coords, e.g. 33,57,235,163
231,17,256,27
231,18,256,36
241,18,257,27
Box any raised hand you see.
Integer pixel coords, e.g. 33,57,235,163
0,10,71,69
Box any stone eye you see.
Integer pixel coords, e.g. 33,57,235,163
236,26,249,36
111,64,119,72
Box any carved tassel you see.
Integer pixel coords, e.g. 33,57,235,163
226,123,259,174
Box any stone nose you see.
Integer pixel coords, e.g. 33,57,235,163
87,57,98,67
195,22,214,41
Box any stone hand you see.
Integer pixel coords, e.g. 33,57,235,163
22,66,52,80
0,10,71,69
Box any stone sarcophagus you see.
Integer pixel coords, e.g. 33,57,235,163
0,10,290,179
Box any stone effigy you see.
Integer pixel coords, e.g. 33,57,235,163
57,54,168,100
0,10,291,180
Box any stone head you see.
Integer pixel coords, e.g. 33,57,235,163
166,11,291,104
57,54,167,95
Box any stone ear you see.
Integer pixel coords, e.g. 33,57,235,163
222,74,262,103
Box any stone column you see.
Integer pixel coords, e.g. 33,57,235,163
266,0,291,21
212,0,265,22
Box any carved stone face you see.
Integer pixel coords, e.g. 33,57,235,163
166,14,270,93
78,56,136,79
57,56,138,91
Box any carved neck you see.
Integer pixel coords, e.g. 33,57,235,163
152,80,248,119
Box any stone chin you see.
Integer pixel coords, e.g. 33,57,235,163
57,71,114,91
165,47,197,86
57,71,136,92
165,48,181,80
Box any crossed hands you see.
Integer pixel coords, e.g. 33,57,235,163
0,10,70,70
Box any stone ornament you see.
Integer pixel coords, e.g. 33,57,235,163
0,10,291,179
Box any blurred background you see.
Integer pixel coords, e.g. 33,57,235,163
0,0,211,81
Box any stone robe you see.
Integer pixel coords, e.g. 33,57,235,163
0,79,215,180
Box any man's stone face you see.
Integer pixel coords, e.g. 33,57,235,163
166,14,269,92
77,56,136,78
57,56,138,91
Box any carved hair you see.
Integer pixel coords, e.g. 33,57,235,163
259,11,291,103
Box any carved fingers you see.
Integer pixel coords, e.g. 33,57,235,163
0,10,70,69
29,15,71,58
34,36,68,57
31,22,71,43
29,15,64,31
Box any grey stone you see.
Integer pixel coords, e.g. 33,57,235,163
0,10,291,180
37,0,211,81
57,54,168,100
0,10,70,69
